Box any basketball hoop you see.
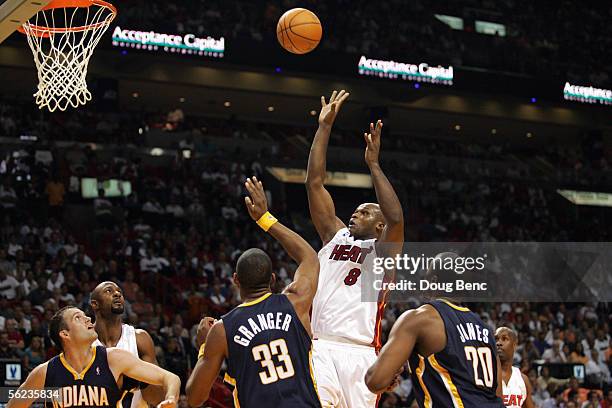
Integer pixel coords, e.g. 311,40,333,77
18,0,117,112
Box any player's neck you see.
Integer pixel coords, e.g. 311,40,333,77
94,314,123,347
241,288,270,303
63,344,95,373
500,359,513,376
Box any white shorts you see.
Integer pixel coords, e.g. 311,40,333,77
312,338,378,408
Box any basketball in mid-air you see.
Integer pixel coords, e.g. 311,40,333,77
276,8,322,54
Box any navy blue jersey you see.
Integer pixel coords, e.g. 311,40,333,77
408,300,504,408
44,346,132,408
222,293,321,408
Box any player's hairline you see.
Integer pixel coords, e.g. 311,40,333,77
495,326,518,341
91,281,121,299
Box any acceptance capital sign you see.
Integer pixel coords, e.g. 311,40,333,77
112,26,224,58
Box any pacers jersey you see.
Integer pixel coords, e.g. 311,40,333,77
502,367,527,407
408,300,504,408
311,228,386,347
44,346,129,408
222,293,321,408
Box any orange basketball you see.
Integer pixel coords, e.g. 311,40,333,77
276,8,322,54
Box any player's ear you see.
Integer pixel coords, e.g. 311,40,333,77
90,299,98,311
270,273,277,288
375,221,385,235
232,273,240,288
60,328,70,342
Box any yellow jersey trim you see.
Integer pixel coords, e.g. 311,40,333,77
238,292,272,307
428,354,465,408
308,347,321,401
115,390,128,408
224,373,236,386
438,299,470,312
59,346,97,380
223,374,240,408
416,355,432,408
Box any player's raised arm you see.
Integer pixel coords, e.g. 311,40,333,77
185,321,227,407
107,348,180,408
364,120,404,248
364,309,422,394
306,90,350,244
7,363,47,408
244,177,319,319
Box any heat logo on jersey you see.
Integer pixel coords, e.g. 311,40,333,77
328,244,373,263
503,394,524,407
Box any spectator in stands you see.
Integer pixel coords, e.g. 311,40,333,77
0,267,19,300
543,339,567,363
602,390,612,408
537,365,569,392
22,336,45,372
45,175,65,220
0,331,18,359
94,189,115,230
570,342,589,365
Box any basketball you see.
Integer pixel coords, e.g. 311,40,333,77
277,8,322,54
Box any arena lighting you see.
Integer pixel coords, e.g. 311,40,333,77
357,55,453,85
558,189,612,207
563,82,612,105
267,167,372,188
454,124,461,131
309,110,317,116
267,106,275,112
111,26,224,58
224,101,231,107
150,148,164,156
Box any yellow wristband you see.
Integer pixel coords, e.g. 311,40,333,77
198,342,206,359
256,211,278,232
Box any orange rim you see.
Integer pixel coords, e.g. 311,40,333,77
17,0,116,38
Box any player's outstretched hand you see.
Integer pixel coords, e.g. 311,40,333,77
319,89,350,127
364,120,383,166
156,398,177,408
196,317,216,348
244,176,268,221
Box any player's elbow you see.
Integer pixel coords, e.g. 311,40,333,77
305,176,324,189
385,211,404,227
186,381,208,407
364,368,385,394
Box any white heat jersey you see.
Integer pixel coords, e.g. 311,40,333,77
94,324,147,408
502,366,527,407
311,228,386,347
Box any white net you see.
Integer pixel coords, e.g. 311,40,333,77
21,1,116,112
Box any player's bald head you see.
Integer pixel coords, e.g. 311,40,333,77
349,203,385,240
495,326,518,343
361,203,384,223
91,281,120,302
235,248,273,291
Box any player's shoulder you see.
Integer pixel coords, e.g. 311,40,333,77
29,360,49,377
398,304,440,328
321,227,349,246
